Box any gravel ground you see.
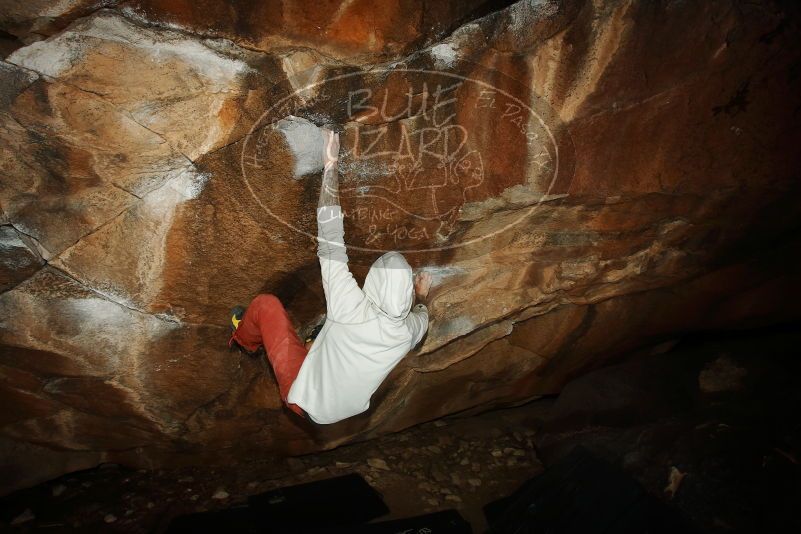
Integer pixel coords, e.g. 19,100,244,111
0,400,553,532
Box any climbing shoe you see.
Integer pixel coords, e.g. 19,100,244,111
228,306,262,358
305,322,324,345
302,315,326,345
230,305,245,333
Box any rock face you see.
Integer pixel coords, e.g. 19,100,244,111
1,0,800,494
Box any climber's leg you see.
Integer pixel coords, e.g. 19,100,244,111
229,294,307,417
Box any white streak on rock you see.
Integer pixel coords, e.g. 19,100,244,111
508,0,559,34
119,5,189,33
197,98,225,156
52,167,209,317
66,296,174,340
558,0,631,121
431,43,458,69
81,12,253,86
419,265,466,286
133,169,208,307
9,10,253,86
281,50,327,96
7,38,83,77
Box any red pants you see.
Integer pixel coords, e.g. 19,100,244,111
229,294,307,417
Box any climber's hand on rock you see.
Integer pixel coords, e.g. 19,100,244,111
322,128,340,167
414,271,432,301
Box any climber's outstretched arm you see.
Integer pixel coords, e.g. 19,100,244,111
317,129,363,322
318,129,340,208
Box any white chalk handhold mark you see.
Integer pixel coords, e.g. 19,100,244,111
276,115,326,179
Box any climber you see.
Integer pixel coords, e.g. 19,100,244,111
228,127,432,424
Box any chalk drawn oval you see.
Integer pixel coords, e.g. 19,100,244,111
241,61,574,255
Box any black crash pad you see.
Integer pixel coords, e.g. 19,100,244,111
306,509,472,533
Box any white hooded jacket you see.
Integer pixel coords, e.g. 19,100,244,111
286,205,429,424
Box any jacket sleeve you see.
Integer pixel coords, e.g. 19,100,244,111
317,205,365,322
407,303,429,349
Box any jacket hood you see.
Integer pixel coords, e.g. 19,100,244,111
363,251,414,320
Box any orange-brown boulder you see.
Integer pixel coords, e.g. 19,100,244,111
1,0,800,494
